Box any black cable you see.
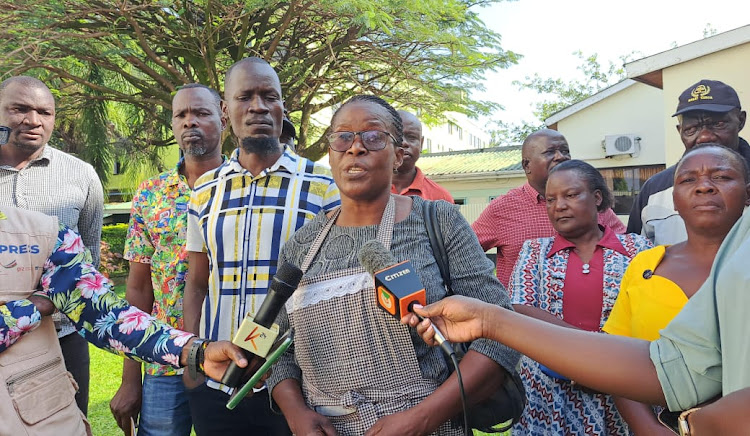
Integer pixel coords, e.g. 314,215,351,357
451,352,471,436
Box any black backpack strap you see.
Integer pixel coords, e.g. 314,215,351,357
422,200,453,295
423,200,527,433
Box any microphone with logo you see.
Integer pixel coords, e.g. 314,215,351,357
220,262,303,403
357,240,455,358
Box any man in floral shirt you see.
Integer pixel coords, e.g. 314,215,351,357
0,205,251,436
110,84,226,436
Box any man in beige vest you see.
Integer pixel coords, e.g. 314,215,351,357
0,205,252,435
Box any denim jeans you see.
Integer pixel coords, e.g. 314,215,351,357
138,374,192,436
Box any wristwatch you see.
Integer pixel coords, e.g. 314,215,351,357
678,407,701,436
187,338,210,380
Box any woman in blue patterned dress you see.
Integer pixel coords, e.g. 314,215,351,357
508,160,652,435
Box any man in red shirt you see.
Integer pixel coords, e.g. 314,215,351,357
472,129,625,288
391,110,454,202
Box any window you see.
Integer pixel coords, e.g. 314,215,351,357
448,123,454,134
457,126,463,140
599,165,666,214
426,138,432,152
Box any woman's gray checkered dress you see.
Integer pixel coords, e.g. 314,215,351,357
267,196,520,435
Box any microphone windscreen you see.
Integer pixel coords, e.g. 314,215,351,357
273,262,304,295
358,240,397,275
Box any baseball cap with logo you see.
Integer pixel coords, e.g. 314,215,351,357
673,79,741,117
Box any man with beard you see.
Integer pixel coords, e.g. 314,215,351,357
183,58,339,435
391,110,453,202
108,84,226,436
0,75,103,415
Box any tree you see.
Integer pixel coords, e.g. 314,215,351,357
0,0,518,187
488,51,635,145
517,51,635,123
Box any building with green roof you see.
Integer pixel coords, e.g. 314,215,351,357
417,146,527,224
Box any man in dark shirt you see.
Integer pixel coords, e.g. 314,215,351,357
627,79,749,245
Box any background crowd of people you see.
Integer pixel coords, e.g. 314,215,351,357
0,54,748,436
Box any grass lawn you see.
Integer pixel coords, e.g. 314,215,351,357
86,283,509,435
89,343,126,435
88,281,126,435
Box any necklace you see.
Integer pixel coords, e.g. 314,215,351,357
582,263,590,274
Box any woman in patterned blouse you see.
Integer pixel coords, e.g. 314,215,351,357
507,159,652,435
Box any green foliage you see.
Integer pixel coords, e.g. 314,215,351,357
489,51,638,145
101,223,129,277
88,345,124,436
488,121,543,146
515,51,636,123
0,0,517,164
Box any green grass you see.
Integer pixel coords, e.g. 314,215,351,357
86,283,509,435
89,344,125,435
87,282,126,435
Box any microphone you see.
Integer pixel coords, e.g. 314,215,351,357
357,240,455,357
220,262,303,388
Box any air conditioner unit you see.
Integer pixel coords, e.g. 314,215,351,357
604,134,640,157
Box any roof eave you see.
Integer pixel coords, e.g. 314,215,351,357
626,25,750,88
544,79,637,125
426,170,526,182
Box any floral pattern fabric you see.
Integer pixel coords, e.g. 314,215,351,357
124,161,201,375
0,224,194,366
508,232,652,435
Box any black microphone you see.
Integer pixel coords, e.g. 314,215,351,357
220,262,303,388
358,240,455,357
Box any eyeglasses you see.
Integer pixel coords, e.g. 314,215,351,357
327,130,397,152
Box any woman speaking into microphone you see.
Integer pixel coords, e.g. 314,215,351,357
265,95,519,436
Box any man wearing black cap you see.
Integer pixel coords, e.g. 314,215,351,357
627,79,749,245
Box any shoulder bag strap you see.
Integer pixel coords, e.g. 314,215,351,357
422,200,453,295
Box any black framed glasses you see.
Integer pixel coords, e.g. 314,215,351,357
327,130,397,152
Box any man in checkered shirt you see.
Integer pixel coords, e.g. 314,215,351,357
472,129,625,289
183,58,339,435
0,75,103,416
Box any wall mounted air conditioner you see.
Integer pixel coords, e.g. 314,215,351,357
604,134,640,157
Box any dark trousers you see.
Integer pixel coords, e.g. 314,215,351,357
60,332,90,415
187,384,291,436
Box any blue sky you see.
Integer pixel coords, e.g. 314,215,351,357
473,0,750,128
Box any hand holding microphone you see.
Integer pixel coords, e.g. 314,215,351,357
357,240,455,358
220,262,303,390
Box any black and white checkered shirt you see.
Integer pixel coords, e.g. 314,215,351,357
0,145,103,337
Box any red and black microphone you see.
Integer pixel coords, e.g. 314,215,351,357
358,240,455,357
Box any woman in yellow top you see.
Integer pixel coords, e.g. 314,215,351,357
603,144,750,434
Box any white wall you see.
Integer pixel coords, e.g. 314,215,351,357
661,43,750,165
422,112,491,153
556,82,666,168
